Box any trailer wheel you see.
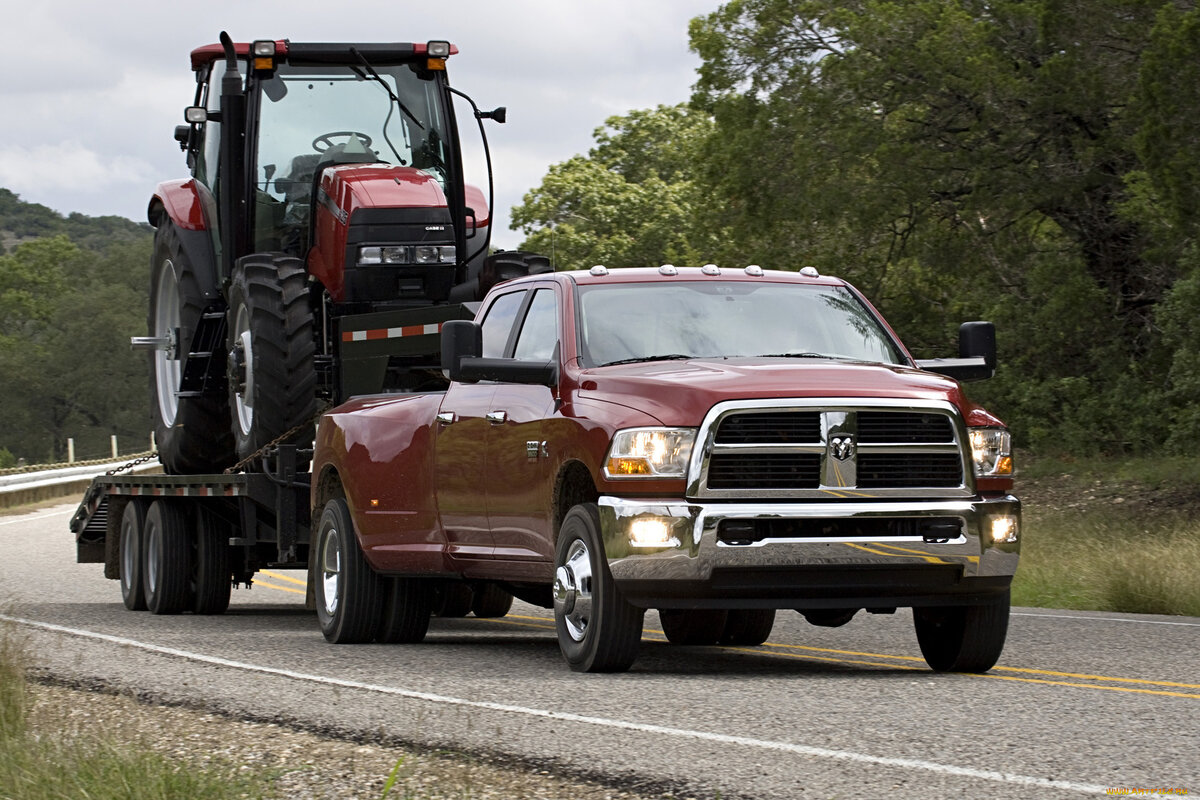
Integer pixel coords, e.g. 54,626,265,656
149,223,235,474
376,578,432,643
227,254,317,468
659,609,728,646
143,500,193,615
193,508,232,614
471,584,514,618
913,591,1010,673
314,498,381,643
719,609,776,646
119,501,148,611
433,583,474,617
553,504,643,672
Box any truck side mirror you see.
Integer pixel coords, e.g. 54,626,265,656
915,320,997,382
959,321,996,370
441,319,482,382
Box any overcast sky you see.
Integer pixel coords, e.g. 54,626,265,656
0,0,719,250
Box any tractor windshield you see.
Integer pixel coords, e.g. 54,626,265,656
252,62,452,252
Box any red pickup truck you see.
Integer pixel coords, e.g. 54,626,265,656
309,264,1020,672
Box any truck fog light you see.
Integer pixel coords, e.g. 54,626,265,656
990,516,1018,543
629,517,677,548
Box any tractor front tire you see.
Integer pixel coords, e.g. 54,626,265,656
227,255,317,467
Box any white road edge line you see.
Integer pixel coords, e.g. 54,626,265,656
0,509,74,526
2,614,1109,796
1013,612,1200,627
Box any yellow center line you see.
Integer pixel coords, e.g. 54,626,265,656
259,570,308,587
250,578,306,596
490,615,1197,696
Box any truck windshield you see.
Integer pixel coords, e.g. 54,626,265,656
576,281,906,368
252,62,450,251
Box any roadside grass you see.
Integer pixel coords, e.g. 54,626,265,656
1012,455,1200,617
0,627,268,800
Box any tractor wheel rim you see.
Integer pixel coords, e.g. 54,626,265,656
153,261,181,426
232,304,254,436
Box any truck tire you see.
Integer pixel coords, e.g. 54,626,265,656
376,578,432,643
471,584,514,618
227,254,317,467
149,223,235,474
659,609,728,646
719,609,776,646
193,508,232,614
433,583,474,617
314,498,382,643
143,500,193,615
119,501,147,611
913,591,1010,673
553,504,643,672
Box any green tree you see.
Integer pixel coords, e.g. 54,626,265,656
512,104,716,268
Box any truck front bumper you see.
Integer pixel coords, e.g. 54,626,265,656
598,495,1020,610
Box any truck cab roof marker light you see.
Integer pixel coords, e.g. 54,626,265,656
589,265,609,276
800,266,820,278
701,264,721,276
658,264,678,276
745,265,764,276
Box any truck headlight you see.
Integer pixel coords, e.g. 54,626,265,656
604,428,696,479
969,428,1013,477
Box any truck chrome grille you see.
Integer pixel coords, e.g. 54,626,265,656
691,400,972,499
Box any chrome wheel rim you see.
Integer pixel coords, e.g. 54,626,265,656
320,526,342,617
152,261,181,425
232,304,254,436
554,538,593,642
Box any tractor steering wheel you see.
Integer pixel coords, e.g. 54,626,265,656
312,131,375,153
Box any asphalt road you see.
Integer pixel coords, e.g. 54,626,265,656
2,503,1197,799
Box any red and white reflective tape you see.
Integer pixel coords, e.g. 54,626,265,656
106,484,242,498
342,323,442,343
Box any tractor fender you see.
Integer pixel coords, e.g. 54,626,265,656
148,180,222,302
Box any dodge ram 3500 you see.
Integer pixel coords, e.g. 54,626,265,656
309,264,1020,672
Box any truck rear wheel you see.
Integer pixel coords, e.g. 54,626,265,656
143,500,193,615
314,498,381,643
119,501,147,611
553,504,643,672
193,508,232,614
227,254,317,467
659,609,728,645
913,591,1010,673
149,223,235,474
719,609,776,646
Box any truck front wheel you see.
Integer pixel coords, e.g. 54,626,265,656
227,254,317,468
314,498,382,643
913,591,1010,673
553,504,643,672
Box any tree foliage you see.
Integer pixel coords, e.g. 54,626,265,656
0,214,151,462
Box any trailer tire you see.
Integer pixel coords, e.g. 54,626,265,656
913,591,1010,673
376,578,432,643
149,223,235,474
659,609,728,646
143,500,193,615
719,609,776,646
471,584,514,618
434,583,474,617
193,508,232,614
119,501,147,611
314,498,381,643
553,504,643,672
227,254,317,468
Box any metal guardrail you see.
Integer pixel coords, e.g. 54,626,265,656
0,456,161,509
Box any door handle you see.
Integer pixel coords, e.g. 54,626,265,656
486,411,508,425
436,412,457,425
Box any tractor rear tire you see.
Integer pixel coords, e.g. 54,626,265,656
227,254,317,467
149,223,235,474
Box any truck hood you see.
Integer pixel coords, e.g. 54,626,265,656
576,358,978,427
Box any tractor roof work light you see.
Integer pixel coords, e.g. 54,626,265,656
251,39,276,73
426,40,450,70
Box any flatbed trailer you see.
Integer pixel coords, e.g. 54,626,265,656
69,446,312,613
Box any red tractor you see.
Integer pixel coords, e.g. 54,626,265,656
137,33,537,473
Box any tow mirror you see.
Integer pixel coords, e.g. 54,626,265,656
441,320,482,382
915,321,996,382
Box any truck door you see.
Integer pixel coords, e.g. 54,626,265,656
486,286,559,573
434,287,527,562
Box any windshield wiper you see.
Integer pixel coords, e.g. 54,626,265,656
599,354,695,367
756,352,845,360
348,53,426,132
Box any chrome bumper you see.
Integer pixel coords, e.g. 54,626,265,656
598,495,1020,587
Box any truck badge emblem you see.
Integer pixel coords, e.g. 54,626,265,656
830,435,855,461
